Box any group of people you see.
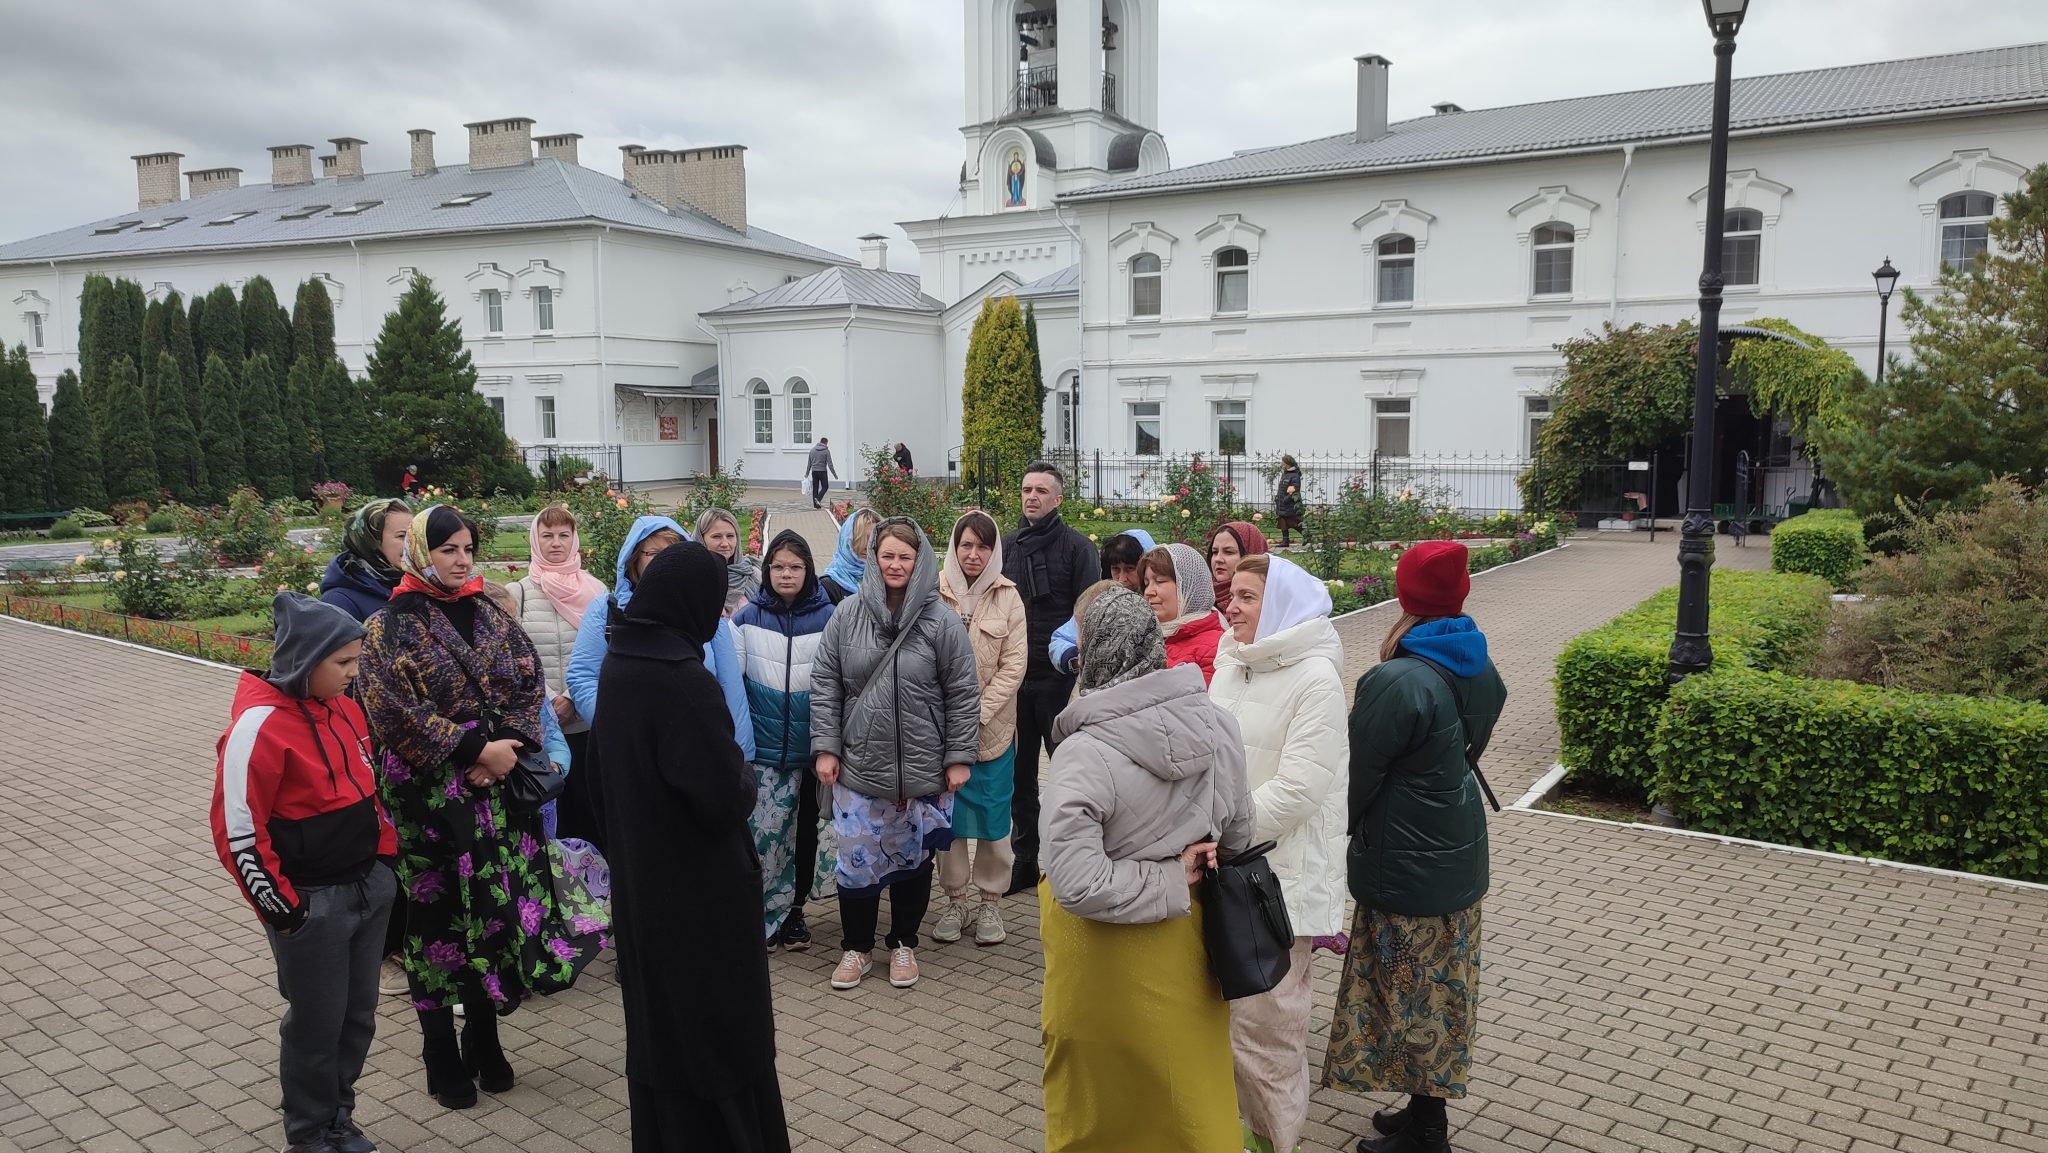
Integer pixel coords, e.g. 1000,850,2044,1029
208,456,1506,1153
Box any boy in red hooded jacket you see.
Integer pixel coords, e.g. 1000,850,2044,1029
211,592,396,1153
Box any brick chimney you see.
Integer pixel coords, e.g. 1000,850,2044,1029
133,152,184,211
186,167,243,198
622,145,748,232
465,118,535,170
1354,54,1392,144
858,234,889,270
270,144,315,188
409,129,437,177
328,137,366,180
536,133,582,166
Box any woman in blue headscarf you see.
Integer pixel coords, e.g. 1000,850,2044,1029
819,509,878,605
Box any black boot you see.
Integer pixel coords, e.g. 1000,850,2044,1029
1370,1100,1410,1136
1357,1095,1448,1153
420,1009,476,1109
460,999,515,1093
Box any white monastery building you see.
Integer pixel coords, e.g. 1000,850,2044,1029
5,1,2046,494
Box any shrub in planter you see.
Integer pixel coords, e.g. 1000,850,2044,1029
1652,666,2048,882
1770,508,1866,587
1555,570,1832,795
47,517,84,540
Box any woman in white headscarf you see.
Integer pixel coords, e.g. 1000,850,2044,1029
1208,553,1349,1153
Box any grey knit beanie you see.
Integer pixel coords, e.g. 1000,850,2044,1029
1078,584,1168,695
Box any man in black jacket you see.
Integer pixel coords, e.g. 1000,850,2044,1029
1001,461,1099,894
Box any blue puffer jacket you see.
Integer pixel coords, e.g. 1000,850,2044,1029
565,514,754,760
731,529,834,772
318,555,394,623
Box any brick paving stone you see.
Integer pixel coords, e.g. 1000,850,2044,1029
5,532,2047,1152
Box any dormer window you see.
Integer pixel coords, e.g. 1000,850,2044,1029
437,191,493,208
136,217,186,231
331,201,383,216
206,211,259,226
280,205,331,221
92,221,143,235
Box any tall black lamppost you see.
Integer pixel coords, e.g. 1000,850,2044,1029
1669,0,1752,682
1872,257,1900,385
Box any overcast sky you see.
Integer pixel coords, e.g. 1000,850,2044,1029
3,0,2041,269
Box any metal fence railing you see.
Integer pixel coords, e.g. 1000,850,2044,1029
1056,451,1543,517
2,594,272,667
523,445,621,492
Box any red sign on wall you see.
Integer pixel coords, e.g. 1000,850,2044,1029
658,416,679,441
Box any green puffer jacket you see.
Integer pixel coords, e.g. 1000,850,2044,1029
1346,634,1506,917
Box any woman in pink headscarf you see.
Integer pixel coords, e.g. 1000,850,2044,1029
505,503,611,842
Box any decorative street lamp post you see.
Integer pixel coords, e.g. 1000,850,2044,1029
1872,256,1900,386
1669,0,1752,682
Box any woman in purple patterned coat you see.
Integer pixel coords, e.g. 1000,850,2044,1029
359,505,555,1111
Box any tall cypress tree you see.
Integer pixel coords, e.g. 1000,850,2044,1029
0,345,49,513
140,298,169,417
367,274,517,491
166,292,199,411
239,352,293,498
1022,300,1048,416
187,292,207,367
101,357,160,506
152,351,206,504
46,370,106,512
80,275,142,428
199,285,243,378
240,277,291,368
317,359,373,492
76,274,108,411
281,355,319,494
292,278,338,366
196,353,245,503
960,295,1041,492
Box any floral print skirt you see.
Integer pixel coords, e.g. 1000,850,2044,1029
750,763,803,941
829,783,954,899
1321,901,1482,1100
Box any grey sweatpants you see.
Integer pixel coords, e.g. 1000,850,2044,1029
265,862,396,1145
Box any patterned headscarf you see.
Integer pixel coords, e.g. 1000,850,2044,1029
340,497,412,587
1077,584,1167,695
395,504,486,601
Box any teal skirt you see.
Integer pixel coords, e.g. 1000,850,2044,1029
952,743,1015,842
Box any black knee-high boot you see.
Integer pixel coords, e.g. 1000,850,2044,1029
1359,1094,1449,1153
460,993,514,1093
419,1007,477,1110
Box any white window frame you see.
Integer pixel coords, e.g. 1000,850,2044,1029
1524,396,1552,456
1213,246,1249,316
750,381,774,446
1373,398,1412,458
1213,400,1248,456
788,379,812,445
482,289,504,335
1375,235,1416,306
1055,373,1079,450
1939,191,1995,271
1722,208,1763,289
533,285,554,333
28,311,43,349
1530,223,1575,298
1130,252,1162,319
536,395,557,441
1129,401,1162,455
486,396,505,427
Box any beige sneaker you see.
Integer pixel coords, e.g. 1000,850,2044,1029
972,901,1007,946
888,946,919,988
829,950,872,991
931,896,966,944
378,957,408,997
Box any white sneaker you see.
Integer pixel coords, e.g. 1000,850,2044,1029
378,957,408,997
931,897,965,944
830,950,872,990
972,901,1007,946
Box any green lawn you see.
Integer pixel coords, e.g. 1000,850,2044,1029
3,586,272,636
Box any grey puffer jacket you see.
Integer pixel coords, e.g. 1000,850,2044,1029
1042,663,1257,925
811,517,981,800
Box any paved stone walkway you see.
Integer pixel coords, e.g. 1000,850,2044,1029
3,533,2045,1153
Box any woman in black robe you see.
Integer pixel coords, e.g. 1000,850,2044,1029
593,542,791,1152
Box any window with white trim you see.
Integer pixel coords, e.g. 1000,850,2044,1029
1213,400,1247,456
1722,209,1762,287
1373,398,1411,457
536,395,557,440
1130,401,1161,455
1940,191,1995,270
1130,252,1161,318
751,381,773,445
482,289,503,334
1525,396,1552,456
1376,235,1415,304
533,286,554,333
789,380,812,444
28,311,43,349
1214,247,1248,314
486,396,505,426
1055,372,1079,449
1531,223,1574,296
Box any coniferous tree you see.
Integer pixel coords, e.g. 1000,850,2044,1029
960,295,1043,493
367,274,522,492
292,278,338,366
100,356,160,506
76,274,106,390
198,285,243,378
239,353,293,498
46,370,106,511
241,276,291,368
282,355,319,493
187,293,207,367
140,298,169,416
152,351,206,504
196,353,245,502
0,345,50,513
166,292,199,411
317,359,373,492
80,274,142,427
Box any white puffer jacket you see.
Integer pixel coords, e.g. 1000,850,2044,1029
1209,583,1349,937
506,578,588,734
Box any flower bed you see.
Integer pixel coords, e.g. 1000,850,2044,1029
2,593,273,668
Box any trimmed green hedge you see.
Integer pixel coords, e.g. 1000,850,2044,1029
1556,570,1833,795
1771,509,1866,588
1653,667,2048,882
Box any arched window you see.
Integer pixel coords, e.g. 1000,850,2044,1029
1130,252,1161,318
1214,246,1249,314
1376,234,1416,304
1940,191,1995,269
1053,371,1079,449
788,379,812,444
1722,208,1763,287
1531,223,1575,296
749,380,773,445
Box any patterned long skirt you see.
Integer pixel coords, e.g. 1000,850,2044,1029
749,763,802,941
1320,901,1482,1100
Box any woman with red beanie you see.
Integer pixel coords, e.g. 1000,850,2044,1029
1322,540,1506,1153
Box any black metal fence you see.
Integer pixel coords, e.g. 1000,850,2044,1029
523,445,621,492
1050,451,1542,517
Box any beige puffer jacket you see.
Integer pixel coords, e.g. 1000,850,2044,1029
938,578,1028,762
506,578,588,734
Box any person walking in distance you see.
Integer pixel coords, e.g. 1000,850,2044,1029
1274,455,1306,549
1000,462,1099,895
806,437,837,509
893,442,915,476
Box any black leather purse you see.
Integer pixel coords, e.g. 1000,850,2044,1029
1199,839,1295,1000
445,617,565,816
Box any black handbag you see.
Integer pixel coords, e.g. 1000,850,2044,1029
443,610,565,816
1199,839,1295,1000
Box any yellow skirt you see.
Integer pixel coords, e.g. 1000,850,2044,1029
1039,880,1240,1153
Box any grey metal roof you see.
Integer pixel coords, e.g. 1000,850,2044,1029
0,157,849,266
705,266,942,315
1010,263,1079,299
1068,41,2048,200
